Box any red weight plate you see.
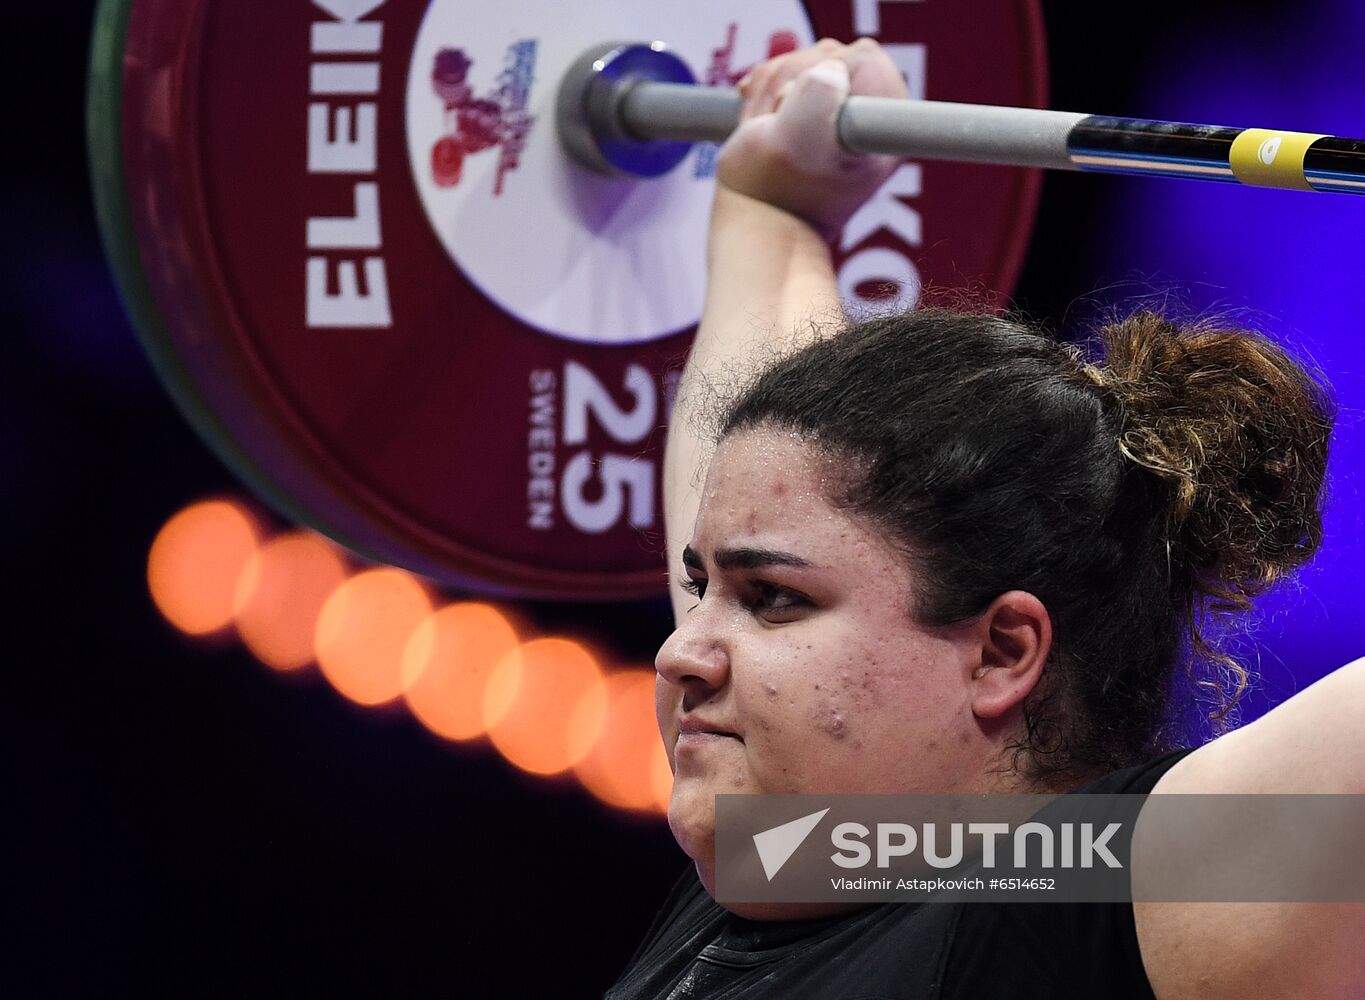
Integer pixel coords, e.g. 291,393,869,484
103,0,1045,599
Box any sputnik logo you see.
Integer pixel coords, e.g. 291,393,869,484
1258,134,1284,166
753,808,830,881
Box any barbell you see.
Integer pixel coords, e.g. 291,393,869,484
561,41,1365,192
88,0,1359,601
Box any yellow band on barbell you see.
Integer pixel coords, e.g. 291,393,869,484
1229,128,1328,191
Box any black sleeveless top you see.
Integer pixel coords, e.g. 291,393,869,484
605,748,1194,1000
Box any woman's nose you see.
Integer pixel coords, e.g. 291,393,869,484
654,611,730,693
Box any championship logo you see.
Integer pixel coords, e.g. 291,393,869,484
428,42,537,195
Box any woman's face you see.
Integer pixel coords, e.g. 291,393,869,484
655,427,993,886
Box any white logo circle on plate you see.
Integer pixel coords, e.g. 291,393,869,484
406,0,813,345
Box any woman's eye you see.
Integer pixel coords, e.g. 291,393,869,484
748,583,806,621
676,576,804,620
677,575,706,599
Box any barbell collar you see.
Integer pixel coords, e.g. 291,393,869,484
557,42,700,178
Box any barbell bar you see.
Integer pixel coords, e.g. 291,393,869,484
560,42,1365,194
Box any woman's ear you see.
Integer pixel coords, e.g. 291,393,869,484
967,591,1052,720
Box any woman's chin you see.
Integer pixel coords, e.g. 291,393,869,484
666,786,717,871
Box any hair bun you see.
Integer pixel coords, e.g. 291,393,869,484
1093,311,1333,604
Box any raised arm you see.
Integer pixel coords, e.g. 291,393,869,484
1135,656,1365,999
664,41,907,624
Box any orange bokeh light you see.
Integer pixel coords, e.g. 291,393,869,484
575,670,670,813
149,502,671,816
314,568,432,705
233,532,349,671
402,602,520,741
484,638,608,776
147,499,260,635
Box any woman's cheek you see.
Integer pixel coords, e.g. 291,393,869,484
655,675,678,732
810,701,851,741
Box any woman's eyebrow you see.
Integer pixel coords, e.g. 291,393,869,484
683,544,814,571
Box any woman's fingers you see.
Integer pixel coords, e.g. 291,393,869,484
843,37,910,101
769,59,852,159
740,37,843,119
738,37,908,120
717,38,908,238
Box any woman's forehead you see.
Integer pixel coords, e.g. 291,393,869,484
693,430,871,556
703,430,832,506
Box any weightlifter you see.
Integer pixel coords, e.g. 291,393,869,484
606,38,1364,1000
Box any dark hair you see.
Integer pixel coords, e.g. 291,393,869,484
719,308,1334,783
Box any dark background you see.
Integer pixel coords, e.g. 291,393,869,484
7,2,1363,997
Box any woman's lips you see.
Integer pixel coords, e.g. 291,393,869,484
675,720,743,748
675,732,741,755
